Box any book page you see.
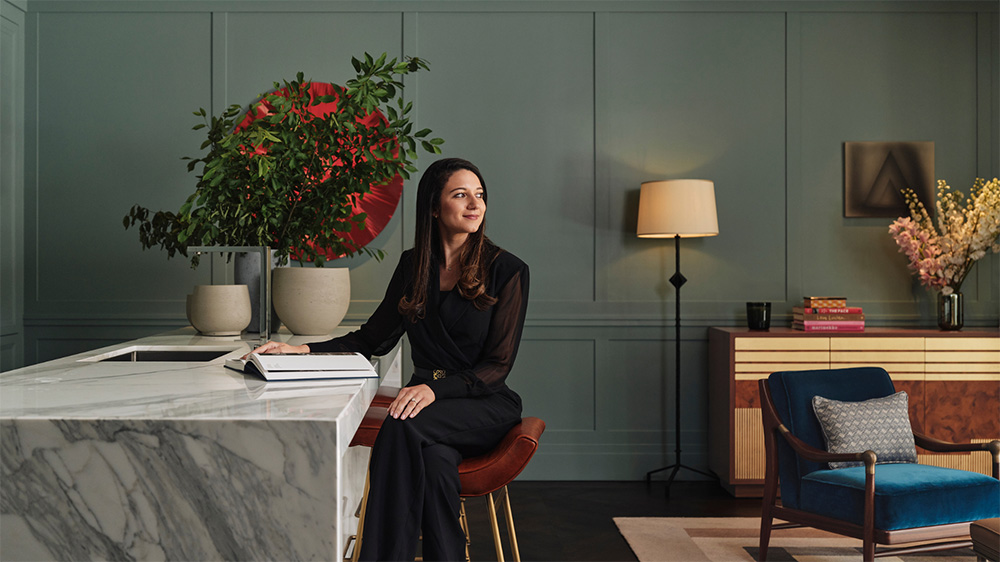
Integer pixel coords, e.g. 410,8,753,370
253,352,374,373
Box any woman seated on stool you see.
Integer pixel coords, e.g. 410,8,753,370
250,157,530,562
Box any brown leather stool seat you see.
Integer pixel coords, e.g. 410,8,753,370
972,518,1000,562
371,385,399,407
456,417,545,562
349,405,389,448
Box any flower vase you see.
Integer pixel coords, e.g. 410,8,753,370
937,292,963,331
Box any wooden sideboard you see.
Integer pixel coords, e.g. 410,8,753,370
708,327,1000,497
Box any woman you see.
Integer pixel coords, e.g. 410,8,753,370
249,157,529,561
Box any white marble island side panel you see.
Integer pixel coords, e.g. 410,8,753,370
0,328,402,561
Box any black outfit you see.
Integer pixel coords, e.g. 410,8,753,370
309,249,529,561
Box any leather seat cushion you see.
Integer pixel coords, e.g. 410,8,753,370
971,518,999,561
350,405,389,447
458,417,545,497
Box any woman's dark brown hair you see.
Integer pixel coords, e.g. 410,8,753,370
399,158,500,321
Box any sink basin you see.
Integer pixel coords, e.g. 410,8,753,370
81,345,243,363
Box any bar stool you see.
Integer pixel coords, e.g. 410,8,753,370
344,410,545,562
457,417,545,562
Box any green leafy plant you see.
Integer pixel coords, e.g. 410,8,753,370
124,52,443,267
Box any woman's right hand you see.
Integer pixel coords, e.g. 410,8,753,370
244,341,310,358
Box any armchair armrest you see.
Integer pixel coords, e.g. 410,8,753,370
777,423,877,468
913,434,1000,479
913,433,998,453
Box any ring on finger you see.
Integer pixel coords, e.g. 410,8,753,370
409,398,418,403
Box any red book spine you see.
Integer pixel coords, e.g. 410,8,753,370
802,307,863,314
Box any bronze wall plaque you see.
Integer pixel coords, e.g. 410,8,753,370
844,141,934,218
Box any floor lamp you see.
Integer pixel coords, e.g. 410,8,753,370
637,179,719,496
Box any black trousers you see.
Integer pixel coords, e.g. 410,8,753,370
358,384,522,562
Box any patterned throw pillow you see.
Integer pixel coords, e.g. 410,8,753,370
811,391,917,469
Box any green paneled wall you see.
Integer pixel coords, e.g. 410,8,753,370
600,12,787,307
795,12,983,303
9,1,999,480
28,11,215,319
412,11,597,301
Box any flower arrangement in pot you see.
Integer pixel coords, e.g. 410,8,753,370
888,177,1000,330
124,53,443,334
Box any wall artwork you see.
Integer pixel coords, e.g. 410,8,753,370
843,141,934,218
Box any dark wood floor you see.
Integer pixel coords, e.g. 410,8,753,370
460,480,762,561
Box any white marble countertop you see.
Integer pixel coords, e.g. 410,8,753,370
0,326,402,561
0,326,379,421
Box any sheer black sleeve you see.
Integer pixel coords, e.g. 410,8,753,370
306,253,408,358
427,263,529,399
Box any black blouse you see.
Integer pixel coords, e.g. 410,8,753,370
308,249,530,399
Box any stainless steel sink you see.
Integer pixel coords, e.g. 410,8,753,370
81,345,243,363
101,350,231,362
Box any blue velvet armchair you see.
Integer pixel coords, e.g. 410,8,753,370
759,367,1000,561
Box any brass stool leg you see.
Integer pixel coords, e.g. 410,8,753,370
460,498,471,562
497,486,520,562
486,492,505,562
346,463,371,562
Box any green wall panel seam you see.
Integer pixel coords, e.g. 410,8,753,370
785,11,803,307
593,10,609,304
590,10,598,303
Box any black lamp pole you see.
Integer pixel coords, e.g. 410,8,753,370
646,234,714,496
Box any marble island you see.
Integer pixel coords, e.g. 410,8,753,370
1,327,401,561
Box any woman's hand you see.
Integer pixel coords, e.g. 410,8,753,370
244,341,310,358
389,384,436,420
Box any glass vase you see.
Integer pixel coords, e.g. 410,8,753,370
937,292,963,331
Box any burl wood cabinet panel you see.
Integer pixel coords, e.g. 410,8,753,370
707,327,1000,498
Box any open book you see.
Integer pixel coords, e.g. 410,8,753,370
225,352,377,381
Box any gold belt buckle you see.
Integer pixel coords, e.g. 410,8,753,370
432,369,446,380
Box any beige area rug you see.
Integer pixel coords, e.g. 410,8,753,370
613,517,976,562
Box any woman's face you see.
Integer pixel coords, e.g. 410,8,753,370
436,169,485,237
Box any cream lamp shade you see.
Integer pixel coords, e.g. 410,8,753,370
637,179,719,238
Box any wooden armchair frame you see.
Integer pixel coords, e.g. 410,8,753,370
758,378,1000,562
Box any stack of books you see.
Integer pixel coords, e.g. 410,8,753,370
793,296,864,332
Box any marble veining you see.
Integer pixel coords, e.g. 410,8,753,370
3,418,339,560
1,328,399,561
